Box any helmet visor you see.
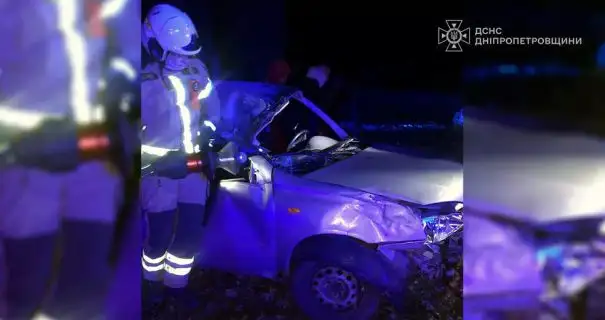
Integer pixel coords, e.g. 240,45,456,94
181,33,201,54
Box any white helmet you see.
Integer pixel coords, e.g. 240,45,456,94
142,4,201,61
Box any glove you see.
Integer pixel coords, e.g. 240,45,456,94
9,118,80,172
152,151,189,179
198,123,217,147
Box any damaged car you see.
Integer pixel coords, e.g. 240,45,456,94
196,81,463,319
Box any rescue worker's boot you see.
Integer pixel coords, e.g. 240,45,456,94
143,279,166,306
163,262,199,316
163,286,200,319
157,202,204,317
142,209,176,306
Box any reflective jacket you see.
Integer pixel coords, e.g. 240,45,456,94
141,58,220,158
0,0,137,132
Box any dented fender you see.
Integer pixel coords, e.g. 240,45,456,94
274,170,427,286
274,168,427,243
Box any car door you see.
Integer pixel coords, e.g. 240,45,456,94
200,156,278,277
254,96,350,270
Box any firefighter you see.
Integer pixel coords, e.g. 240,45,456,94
140,3,221,309
0,0,139,319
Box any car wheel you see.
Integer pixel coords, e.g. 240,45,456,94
290,261,381,320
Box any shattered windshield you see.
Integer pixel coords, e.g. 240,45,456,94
254,96,364,175
215,81,363,175
270,138,365,175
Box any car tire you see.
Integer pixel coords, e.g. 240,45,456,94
290,261,381,320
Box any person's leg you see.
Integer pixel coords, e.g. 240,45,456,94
163,173,208,291
42,161,121,319
105,202,143,319
140,175,179,304
0,167,61,319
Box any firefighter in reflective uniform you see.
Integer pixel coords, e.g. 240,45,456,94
141,4,221,306
0,0,138,319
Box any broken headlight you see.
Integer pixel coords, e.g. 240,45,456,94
538,218,605,300
421,202,464,244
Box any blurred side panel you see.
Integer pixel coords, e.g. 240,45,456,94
0,0,142,317
463,108,605,319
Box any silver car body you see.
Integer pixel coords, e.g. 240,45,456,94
197,81,463,280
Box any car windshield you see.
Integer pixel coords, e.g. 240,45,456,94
257,97,366,175
270,138,366,175
215,81,362,174
256,98,345,151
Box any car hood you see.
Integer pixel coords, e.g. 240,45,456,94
304,147,463,205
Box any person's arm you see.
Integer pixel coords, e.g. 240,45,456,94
296,76,323,102
290,65,331,104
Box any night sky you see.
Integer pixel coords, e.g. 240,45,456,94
142,0,604,132
284,1,463,92
143,1,600,86
142,0,464,91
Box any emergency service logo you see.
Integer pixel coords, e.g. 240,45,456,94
438,20,471,52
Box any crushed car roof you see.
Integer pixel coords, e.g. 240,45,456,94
215,81,300,137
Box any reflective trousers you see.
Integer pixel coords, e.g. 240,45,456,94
0,162,121,319
140,174,208,289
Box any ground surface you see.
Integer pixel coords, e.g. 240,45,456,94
142,232,463,320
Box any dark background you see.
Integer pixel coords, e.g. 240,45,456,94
142,0,605,135
142,1,602,85
142,0,463,91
